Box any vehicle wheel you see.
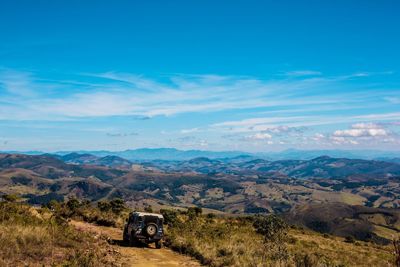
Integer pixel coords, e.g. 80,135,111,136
145,223,158,237
155,240,162,249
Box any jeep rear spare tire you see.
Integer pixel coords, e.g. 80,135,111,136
145,223,158,237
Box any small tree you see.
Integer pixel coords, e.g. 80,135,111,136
45,199,60,210
253,214,288,242
160,209,179,226
97,201,112,212
66,198,81,211
253,214,289,264
110,198,125,214
187,206,202,219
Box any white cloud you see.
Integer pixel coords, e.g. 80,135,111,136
312,133,325,141
322,121,400,147
247,133,272,140
329,136,359,145
333,123,388,137
213,118,308,130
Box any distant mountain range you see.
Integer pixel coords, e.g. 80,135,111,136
3,148,400,161
51,153,133,167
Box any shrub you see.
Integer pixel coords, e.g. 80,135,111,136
109,198,125,214
206,213,216,219
44,199,61,210
253,214,290,263
66,197,82,211
160,209,179,226
253,214,288,243
44,198,126,228
187,207,202,219
97,201,111,212
2,194,19,202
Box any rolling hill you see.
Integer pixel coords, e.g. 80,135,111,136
1,152,400,244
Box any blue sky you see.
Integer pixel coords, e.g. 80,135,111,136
0,0,399,152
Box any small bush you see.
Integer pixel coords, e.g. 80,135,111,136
2,194,19,202
206,213,216,219
160,209,179,226
109,198,125,214
97,201,112,212
44,198,128,227
67,197,82,211
187,207,202,218
253,214,288,243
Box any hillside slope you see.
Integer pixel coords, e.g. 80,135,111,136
1,153,400,246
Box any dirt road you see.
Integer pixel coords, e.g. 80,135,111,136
71,220,201,267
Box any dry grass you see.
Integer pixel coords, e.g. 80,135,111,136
1,199,396,267
288,229,393,266
0,201,119,266
166,216,267,266
0,224,53,265
164,211,396,267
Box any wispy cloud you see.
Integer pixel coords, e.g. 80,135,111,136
354,112,400,120
0,70,37,97
384,97,400,104
106,132,138,137
284,70,322,77
0,69,399,151
1,69,395,121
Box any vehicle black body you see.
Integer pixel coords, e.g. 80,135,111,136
123,212,164,248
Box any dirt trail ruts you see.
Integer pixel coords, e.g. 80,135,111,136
71,220,201,267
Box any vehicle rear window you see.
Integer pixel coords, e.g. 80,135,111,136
143,216,161,224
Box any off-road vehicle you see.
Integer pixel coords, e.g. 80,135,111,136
123,212,164,248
